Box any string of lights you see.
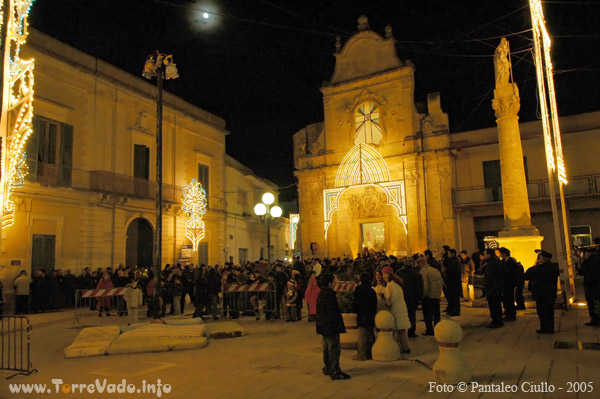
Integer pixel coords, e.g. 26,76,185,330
1,0,36,229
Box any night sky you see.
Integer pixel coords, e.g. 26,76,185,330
28,1,600,201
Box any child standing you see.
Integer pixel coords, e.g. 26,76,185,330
284,279,298,322
123,280,143,325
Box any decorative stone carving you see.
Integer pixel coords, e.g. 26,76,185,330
362,190,380,216
357,15,370,31
492,95,520,118
422,116,434,134
346,90,387,114
405,170,418,186
385,24,393,39
310,142,321,154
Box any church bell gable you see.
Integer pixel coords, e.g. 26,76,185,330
328,16,403,86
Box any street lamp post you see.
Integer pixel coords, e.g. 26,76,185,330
142,51,178,319
254,192,282,263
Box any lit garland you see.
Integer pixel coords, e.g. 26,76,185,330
289,213,299,250
181,178,207,251
529,0,567,185
1,0,35,228
335,143,390,187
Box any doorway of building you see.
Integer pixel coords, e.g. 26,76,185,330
126,218,153,268
31,234,56,274
361,222,385,252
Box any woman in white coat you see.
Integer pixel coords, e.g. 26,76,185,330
381,266,411,354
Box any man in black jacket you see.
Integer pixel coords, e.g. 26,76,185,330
484,248,504,328
398,259,424,337
316,273,351,380
443,249,462,316
498,247,518,321
578,246,600,326
525,250,560,334
351,272,377,361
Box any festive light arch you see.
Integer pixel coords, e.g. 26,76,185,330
335,143,390,187
324,144,406,238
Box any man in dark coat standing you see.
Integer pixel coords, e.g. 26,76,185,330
316,273,350,380
498,247,518,321
443,249,462,316
578,246,600,326
525,250,559,334
484,248,504,328
398,259,424,337
351,272,377,361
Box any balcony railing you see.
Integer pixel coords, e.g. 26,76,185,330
89,171,182,202
37,162,58,186
453,174,599,206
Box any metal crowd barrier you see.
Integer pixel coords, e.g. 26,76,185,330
332,281,357,293
74,288,126,323
222,282,276,318
1,316,37,379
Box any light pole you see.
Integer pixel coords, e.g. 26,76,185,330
142,51,178,319
254,192,282,263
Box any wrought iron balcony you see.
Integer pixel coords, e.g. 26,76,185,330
453,174,599,206
89,170,182,202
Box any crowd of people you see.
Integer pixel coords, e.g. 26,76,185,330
5,241,600,345
3,240,599,381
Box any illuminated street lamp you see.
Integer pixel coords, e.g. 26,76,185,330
254,192,282,263
142,51,178,319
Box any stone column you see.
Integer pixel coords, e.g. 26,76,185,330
492,83,536,232
490,38,543,269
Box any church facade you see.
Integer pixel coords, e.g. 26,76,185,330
294,17,455,258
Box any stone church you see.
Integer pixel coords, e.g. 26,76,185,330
293,16,455,259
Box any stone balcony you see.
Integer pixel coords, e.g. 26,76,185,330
453,174,600,206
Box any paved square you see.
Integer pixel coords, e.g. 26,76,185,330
2,303,599,399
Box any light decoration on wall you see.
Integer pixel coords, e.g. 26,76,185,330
529,0,567,185
324,143,406,238
181,178,207,251
0,0,36,229
289,213,299,250
335,143,390,187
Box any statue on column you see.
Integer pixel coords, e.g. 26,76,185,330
494,38,510,88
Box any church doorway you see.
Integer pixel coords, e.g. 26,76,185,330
126,218,154,268
361,222,385,252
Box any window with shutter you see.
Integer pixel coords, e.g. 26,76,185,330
27,115,73,186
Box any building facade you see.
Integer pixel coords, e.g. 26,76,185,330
0,29,287,291
454,111,600,256
294,17,600,261
294,17,455,259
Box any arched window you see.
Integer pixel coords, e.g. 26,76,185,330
354,102,383,145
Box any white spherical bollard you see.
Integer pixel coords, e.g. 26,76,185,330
433,319,471,384
371,310,401,362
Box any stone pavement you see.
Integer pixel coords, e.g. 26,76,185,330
1,302,599,399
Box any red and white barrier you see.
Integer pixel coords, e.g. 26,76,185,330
224,283,273,292
332,282,357,293
79,288,126,298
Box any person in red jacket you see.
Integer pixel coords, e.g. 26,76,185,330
304,271,320,322
96,273,113,317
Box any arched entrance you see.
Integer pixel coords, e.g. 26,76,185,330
126,218,154,268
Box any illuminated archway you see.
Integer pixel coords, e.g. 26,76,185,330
324,143,406,238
